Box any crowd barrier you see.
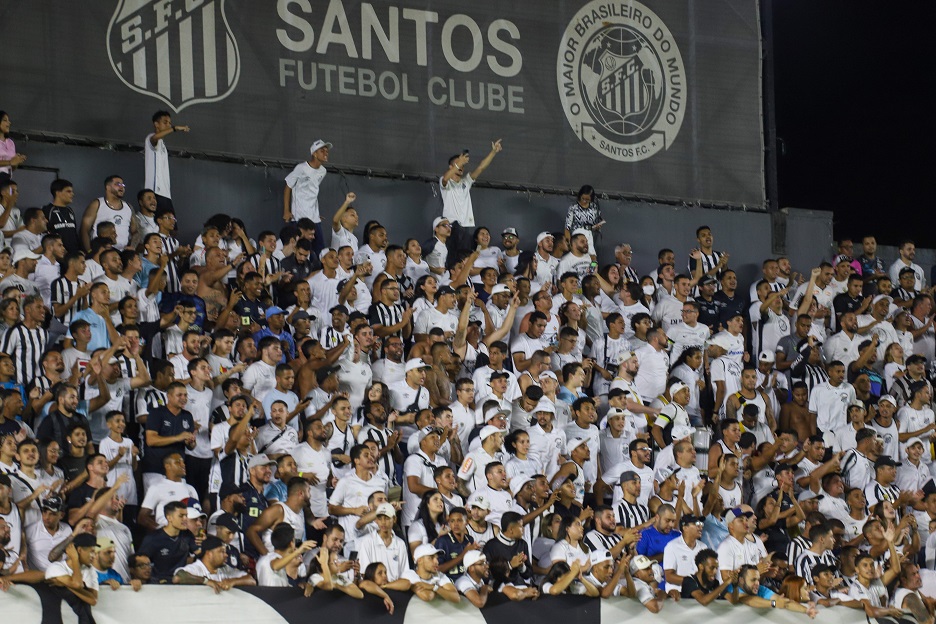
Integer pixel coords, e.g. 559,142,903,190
0,584,885,624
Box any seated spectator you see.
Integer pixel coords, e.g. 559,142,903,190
627,555,665,613
172,535,256,592
307,542,364,598
681,549,738,605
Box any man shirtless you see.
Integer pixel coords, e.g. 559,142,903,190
779,381,814,442
197,247,235,324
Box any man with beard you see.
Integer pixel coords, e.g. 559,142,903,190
359,399,402,485
81,175,132,250
138,453,198,531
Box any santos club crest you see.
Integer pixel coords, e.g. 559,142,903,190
557,1,686,162
106,0,241,112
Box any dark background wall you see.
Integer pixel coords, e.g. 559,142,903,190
15,139,833,287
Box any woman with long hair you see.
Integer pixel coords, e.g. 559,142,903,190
408,489,448,555
403,238,431,287
307,545,364,598
504,430,537,479
0,297,20,343
670,347,705,426
541,560,599,596
411,273,439,316
557,301,587,359
548,515,589,567
531,512,563,578
513,251,541,292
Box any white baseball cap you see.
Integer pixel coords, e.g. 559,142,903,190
536,232,554,245
479,424,506,441
463,551,487,568
491,284,511,296
413,544,443,561
310,140,332,154
405,358,431,373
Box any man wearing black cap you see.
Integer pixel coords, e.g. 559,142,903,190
662,513,706,598
866,455,910,513
890,354,931,407
414,285,458,342
614,470,651,529
44,531,99,623
27,494,73,572
173,534,255,591
841,428,878,490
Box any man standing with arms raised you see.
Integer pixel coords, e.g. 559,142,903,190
440,140,503,254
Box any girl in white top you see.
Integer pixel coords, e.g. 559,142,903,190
404,239,431,285
548,516,589,567
98,412,138,505
410,274,438,317
469,228,503,284
407,489,448,555
883,342,906,393
307,547,364,597
505,431,538,479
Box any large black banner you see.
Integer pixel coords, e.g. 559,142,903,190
2,0,764,206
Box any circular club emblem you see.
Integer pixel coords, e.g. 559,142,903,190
557,1,686,162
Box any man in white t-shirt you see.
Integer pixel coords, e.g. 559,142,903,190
402,543,460,602
284,140,331,252
145,111,189,209
439,140,503,252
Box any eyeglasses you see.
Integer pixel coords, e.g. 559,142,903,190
112,183,126,188
134,562,153,568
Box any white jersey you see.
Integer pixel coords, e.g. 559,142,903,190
144,134,171,198
285,161,327,222
93,197,132,248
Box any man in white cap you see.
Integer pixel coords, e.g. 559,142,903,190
439,140,503,254
284,139,331,252
708,332,744,419
651,382,692,449
458,423,507,494
527,399,566,476
425,217,451,275
402,426,447,528
485,283,513,333
716,507,765,578
857,295,899,361
357,502,410,582
897,436,930,493
401,543,460,603
455,550,492,607
0,248,41,295
389,359,431,440
629,554,665,612
556,228,592,280
534,232,558,286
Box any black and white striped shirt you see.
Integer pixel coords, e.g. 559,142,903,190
2,323,48,386
160,234,181,292
620,265,639,284
360,424,396,485
248,253,281,277
116,353,139,423
320,326,344,350
27,375,54,398
865,480,901,510
584,529,621,553
50,277,87,324
689,251,725,294
794,550,838,583
615,498,650,528
369,301,405,339
786,535,811,566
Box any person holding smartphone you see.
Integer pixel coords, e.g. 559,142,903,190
564,185,603,261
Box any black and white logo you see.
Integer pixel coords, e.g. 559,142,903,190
107,0,241,112
557,1,685,162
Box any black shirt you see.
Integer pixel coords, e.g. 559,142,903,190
240,482,269,558
696,296,720,330
66,483,101,515
436,532,474,579
713,291,747,329
234,296,266,328
36,410,92,452
482,534,532,588
142,406,195,474
138,529,197,583
681,574,726,600
832,293,863,321
58,454,88,483
43,204,80,253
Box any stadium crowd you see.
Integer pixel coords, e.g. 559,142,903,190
2,109,936,622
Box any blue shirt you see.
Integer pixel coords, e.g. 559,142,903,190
96,568,125,585
636,526,680,558
252,327,296,362
728,583,775,600
702,514,729,551
71,308,111,351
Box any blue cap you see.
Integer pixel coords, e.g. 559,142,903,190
265,306,286,319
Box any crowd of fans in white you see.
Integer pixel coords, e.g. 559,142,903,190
2,109,936,622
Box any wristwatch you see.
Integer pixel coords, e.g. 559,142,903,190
771,600,777,608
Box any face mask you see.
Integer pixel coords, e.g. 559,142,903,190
642,285,656,296
651,563,663,584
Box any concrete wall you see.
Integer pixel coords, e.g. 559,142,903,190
14,140,833,288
